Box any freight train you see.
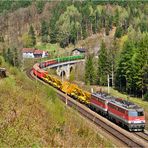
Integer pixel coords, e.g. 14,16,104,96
32,55,145,132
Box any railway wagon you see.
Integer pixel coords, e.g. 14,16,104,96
32,63,48,78
108,99,145,131
56,55,84,63
44,74,63,89
39,55,84,68
40,59,57,68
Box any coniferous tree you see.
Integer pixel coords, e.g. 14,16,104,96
115,39,134,92
3,48,20,67
35,1,45,14
7,48,13,65
114,26,123,38
41,20,49,43
97,41,109,85
2,49,7,62
133,34,148,97
0,57,2,66
85,54,95,85
49,1,69,43
115,33,148,97
29,25,36,46
82,22,87,39
13,47,20,67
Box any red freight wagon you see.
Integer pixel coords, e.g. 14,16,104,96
40,60,57,68
33,63,48,78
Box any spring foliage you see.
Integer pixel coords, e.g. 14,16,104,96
49,1,148,48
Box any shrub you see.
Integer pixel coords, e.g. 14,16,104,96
114,26,123,38
0,56,2,66
144,92,148,101
9,67,19,76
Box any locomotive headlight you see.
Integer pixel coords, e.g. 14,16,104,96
141,120,145,123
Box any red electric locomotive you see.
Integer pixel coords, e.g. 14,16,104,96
89,92,145,131
89,93,115,116
108,99,145,131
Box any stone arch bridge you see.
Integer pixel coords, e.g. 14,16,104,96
46,60,85,79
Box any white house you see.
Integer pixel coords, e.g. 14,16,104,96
22,48,35,58
22,48,48,58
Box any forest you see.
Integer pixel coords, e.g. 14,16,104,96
0,1,148,99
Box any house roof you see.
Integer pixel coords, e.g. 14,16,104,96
72,48,86,53
34,50,48,55
22,48,35,53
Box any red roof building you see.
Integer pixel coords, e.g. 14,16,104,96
22,48,35,53
22,48,35,58
22,48,48,58
33,50,48,58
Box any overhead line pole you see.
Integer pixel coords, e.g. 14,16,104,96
108,74,110,94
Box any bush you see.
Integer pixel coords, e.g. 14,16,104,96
114,26,123,38
144,92,148,101
0,56,2,66
9,67,19,76
36,1,45,14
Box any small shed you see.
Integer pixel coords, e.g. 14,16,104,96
71,48,86,56
0,68,6,78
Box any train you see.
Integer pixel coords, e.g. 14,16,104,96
32,55,145,132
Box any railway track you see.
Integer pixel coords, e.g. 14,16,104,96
134,131,148,143
58,92,147,148
26,68,34,80
27,69,148,147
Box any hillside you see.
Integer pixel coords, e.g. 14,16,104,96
0,1,57,51
0,57,113,147
0,1,148,145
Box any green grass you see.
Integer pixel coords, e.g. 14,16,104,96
106,87,148,110
35,43,59,51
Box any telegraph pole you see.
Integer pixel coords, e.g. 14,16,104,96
112,64,114,87
107,74,110,94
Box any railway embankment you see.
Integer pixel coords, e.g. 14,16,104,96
0,58,114,147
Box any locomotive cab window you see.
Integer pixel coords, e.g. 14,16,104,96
128,111,137,116
137,111,144,116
